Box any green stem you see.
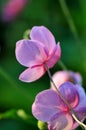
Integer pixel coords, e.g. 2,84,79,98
58,60,68,70
59,0,79,41
0,66,32,103
59,0,84,62
45,64,86,130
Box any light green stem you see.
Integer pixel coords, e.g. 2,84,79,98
59,0,84,62
59,0,79,41
58,60,68,70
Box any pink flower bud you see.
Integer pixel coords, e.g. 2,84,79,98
51,71,82,90
2,0,28,22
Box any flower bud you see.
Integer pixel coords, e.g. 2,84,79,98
51,71,82,90
38,120,48,130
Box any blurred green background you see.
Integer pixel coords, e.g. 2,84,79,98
0,0,86,129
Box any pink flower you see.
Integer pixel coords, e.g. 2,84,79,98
32,82,86,130
2,0,28,22
15,26,61,82
51,71,82,90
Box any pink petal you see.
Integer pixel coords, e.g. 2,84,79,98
51,71,69,90
46,42,61,68
69,72,82,85
15,39,48,67
73,85,86,121
75,84,86,100
74,98,86,121
48,113,73,130
32,89,66,122
51,71,82,90
19,65,46,82
59,82,79,108
30,26,56,54
72,122,79,130
72,120,84,130
72,105,86,130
